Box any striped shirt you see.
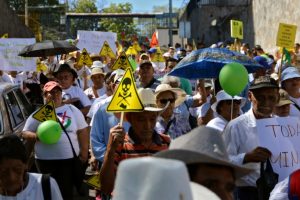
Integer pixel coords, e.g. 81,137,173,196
114,128,170,165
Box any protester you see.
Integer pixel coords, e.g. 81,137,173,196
22,81,89,199
54,63,91,115
84,67,106,103
113,157,220,200
100,88,170,195
154,83,187,139
223,76,279,199
193,80,215,125
90,69,130,166
273,89,292,117
137,60,160,90
0,134,63,199
280,67,300,118
269,169,300,200
206,90,245,132
155,126,252,200
162,76,207,131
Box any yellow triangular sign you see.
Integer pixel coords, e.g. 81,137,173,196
99,41,116,59
36,63,48,72
85,174,101,190
1,33,8,38
152,47,165,62
125,46,138,56
33,101,57,122
111,51,132,71
78,48,93,67
107,68,144,112
133,41,142,52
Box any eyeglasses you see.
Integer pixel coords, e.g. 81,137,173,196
159,98,176,105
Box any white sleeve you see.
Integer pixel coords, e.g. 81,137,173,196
69,105,88,130
76,87,91,107
50,177,63,200
269,178,289,200
222,122,246,165
23,114,40,132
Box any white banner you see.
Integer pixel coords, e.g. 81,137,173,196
0,38,36,71
77,30,117,54
257,117,300,181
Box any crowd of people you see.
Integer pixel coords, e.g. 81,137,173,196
0,40,300,200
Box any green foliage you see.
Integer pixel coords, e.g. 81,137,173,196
69,0,98,38
99,3,139,41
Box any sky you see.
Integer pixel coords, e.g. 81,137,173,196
100,0,185,13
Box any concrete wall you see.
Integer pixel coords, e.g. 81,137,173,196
0,1,34,38
182,0,300,53
251,0,300,53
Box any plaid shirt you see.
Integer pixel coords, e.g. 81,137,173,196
114,128,170,166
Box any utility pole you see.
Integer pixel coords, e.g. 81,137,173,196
25,0,28,26
169,0,173,46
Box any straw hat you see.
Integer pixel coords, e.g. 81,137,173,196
113,157,220,200
90,67,105,78
91,60,104,69
155,84,186,107
138,88,168,112
276,89,292,107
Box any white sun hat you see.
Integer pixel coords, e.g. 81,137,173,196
112,157,220,200
211,90,246,113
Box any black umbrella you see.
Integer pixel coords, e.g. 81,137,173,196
18,40,79,57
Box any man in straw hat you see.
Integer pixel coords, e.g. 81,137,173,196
223,76,279,199
273,89,293,117
100,88,170,195
84,67,106,103
155,126,252,200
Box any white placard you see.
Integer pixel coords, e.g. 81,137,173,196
0,38,36,71
257,117,300,181
77,30,117,54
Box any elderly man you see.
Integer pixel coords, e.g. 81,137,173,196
100,88,170,195
223,76,279,199
281,67,300,118
137,60,160,90
155,126,252,200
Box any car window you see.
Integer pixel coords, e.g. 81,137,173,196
14,88,33,116
4,91,24,127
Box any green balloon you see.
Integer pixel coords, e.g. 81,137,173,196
219,62,248,96
37,120,62,144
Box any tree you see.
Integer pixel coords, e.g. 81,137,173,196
68,0,98,38
99,3,139,43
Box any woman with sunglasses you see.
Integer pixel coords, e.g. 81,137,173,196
206,90,245,132
154,84,187,139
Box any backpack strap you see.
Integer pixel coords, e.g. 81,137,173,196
288,169,300,200
42,174,51,200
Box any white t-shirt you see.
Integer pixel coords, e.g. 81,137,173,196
23,104,88,159
84,87,106,103
0,173,63,200
62,85,91,107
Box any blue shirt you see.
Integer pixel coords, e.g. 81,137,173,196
90,101,130,162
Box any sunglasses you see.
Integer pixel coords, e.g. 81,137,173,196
159,98,176,105
223,100,241,105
